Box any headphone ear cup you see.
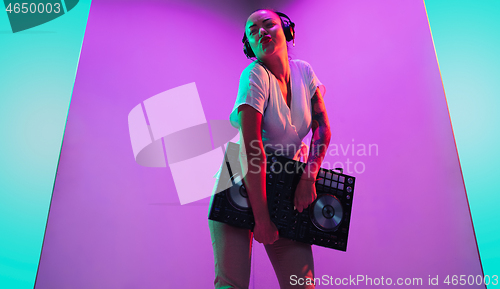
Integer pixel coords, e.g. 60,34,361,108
283,24,293,42
275,12,295,42
242,33,255,58
244,41,255,58
284,22,295,42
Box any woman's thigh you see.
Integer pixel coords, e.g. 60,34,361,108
265,238,315,289
209,220,253,289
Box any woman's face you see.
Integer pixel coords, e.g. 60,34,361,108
245,10,287,60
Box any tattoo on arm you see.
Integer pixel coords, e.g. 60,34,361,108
307,89,331,174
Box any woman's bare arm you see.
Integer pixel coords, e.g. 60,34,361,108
307,87,331,177
238,104,279,244
294,87,331,212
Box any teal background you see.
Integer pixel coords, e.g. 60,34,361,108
0,1,91,288
0,0,498,288
426,0,500,285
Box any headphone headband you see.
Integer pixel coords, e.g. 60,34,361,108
242,11,295,59
274,12,295,31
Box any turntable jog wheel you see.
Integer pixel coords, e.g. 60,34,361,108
226,175,250,211
310,194,343,232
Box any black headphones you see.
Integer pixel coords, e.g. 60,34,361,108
242,11,295,59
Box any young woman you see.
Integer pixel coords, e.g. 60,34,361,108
209,9,331,289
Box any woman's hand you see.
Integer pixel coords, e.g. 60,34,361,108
253,218,279,244
294,177,317,213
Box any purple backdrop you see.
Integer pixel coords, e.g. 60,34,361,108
36,0,483,288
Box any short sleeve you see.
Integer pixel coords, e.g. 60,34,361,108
302,60,326,98
229,63,270,128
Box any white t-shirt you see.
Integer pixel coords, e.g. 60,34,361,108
230,59,325,158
